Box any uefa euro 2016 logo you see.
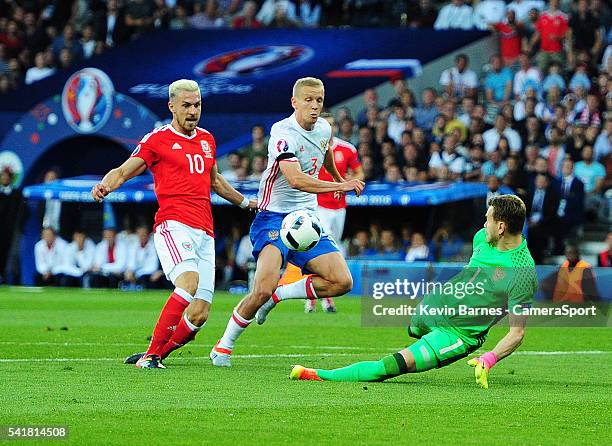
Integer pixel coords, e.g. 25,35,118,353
193,45,313,78
62,68,114,134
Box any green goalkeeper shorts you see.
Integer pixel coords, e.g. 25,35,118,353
407,326,479,372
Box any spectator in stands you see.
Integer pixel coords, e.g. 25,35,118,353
24,51,55,85
52,23,83,61
504,154,529,198
575,94,601,128
125,0,157,36
514,53,542,100
339,117,358,146
430,221,463,261
550,244,598,302
528,0,571,72
297,0,322,27
541,126,566,178
94,0,127,47
58,47,74,69
80,24,96,59
464,144,486,181
527,173,560,263
574,145,606,216
56,229,95,287
483,149,508,179
483,114,521,153
594,117,611,161
555,158,585,253
257,0,298,26
232,1,262,28
429,134,466,181
387,102,407,145
442,100,468,142
569,0,603,61
91,228,127,288
524,144,540,173
378,229,402,259
248,155,266,181
508,0,545,25
0,20,24,59
413,88,438,131
474,0,507,31
486,174,502,207
484,54,513,106
221,152,243,181
384,164,403,183
124,225,164,289
597,232,612,267
348,230,376,257
170,4,191,30
240,124,268,162
357,89,380,127
34,227,67,286
491,9,524,66
439,54,478,99
410,0,438,28
434,0,474,30
405,232,430,262
0,167,20,284
189,0,226,28
401,143,428,179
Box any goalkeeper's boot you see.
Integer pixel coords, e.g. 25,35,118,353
304,299,316,313
135,354,165,369
210,340,232,367
124,352,144,364
289,365,322,381
255,294,278,325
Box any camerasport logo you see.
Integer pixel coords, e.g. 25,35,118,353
193,45,313,78
62,68,114,134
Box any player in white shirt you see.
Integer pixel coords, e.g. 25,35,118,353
34,227,68,286
90,228,128,288
211,77,365,366
124,225,164,289
55,229,95,287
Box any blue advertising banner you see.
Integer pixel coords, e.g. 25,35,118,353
23,176,510,207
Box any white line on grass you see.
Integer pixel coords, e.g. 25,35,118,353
0,351,610,363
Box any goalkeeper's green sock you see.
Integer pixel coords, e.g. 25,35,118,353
315,353,408,382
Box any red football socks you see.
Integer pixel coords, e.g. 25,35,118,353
145,288,192,357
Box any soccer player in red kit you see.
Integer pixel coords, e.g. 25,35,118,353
309,112,364,313
92,79,256,368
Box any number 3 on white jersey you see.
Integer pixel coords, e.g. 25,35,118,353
186,153,205,174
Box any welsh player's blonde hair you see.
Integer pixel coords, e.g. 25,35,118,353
169,79,200,100
292,77,324,97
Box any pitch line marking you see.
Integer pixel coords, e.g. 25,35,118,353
0,351,610,363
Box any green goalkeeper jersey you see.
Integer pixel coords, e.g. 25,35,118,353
412,228,538,343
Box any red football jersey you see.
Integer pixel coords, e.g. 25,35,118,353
317,137,361,210
535,11,568,53
131,124,217,236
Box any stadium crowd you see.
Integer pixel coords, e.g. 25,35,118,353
1,0,611,288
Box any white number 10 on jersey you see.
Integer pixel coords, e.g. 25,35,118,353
185,153,205,174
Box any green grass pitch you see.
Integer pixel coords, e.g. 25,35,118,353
1,287,611,445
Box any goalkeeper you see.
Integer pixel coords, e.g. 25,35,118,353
291,195,538,389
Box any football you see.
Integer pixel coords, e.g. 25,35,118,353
280,210,322,252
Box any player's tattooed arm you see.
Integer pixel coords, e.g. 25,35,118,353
280,160,364,196
92,157,147,202
210,164,257,210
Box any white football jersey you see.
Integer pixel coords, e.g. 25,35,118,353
258,113,332,213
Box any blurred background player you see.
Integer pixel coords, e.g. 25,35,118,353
55,229,95,287
34,226,67,286
291,195,537,389
123,224,166,289
92,79,255,369
90,228,127,288
210,77,365,367
309,111,364,313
